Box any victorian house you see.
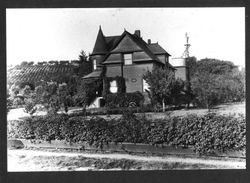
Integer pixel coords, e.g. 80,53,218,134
83,26,188,107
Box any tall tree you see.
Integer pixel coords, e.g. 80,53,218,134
143,66,176,112
78,50,92,76
190,58,245,109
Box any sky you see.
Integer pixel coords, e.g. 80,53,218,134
6,8,245,67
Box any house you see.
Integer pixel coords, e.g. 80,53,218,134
83,26,188,107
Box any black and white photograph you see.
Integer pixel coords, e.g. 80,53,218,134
6,7,246,171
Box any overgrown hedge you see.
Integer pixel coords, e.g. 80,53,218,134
105,92,144,108
8,112,245,155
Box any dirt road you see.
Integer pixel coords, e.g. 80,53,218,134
8,149,245,171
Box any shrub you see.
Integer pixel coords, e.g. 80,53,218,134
8,113,246,155
13,97,25,107
105,92,144,108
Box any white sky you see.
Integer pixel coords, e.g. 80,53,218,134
6,8,245,67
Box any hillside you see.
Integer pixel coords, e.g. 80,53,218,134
7,61,92,86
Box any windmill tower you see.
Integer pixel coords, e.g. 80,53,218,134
182,32,191,58
169,33,191,81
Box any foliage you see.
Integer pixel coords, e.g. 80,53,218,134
7,64,79,87
143,66,188,110
105,92,144,108
12,97,25,106
74,78,103,107
78,50,92,76
190,58,245,108
186,56,198,79
196,58,237,75
57,83,73,113
24,98,37,116
8,113,245,155
191,73,220,109
143,66,175,107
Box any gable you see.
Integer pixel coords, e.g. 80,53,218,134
110,35,142,53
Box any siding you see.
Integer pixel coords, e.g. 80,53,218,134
105,65,122,77
105,63,153,93
133,51,152,62
105,53,122,63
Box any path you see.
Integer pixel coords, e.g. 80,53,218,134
8,149,245,171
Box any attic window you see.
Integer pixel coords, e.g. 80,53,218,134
93,59,97,70
123,54,132,65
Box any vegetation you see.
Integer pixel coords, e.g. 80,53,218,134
105,92,144,108
143,66,190,111
7,64,78,87
188,58,245,109
73,78,103,109
8,112,246,155
7,55,245,113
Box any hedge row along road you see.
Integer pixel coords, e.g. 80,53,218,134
8,111,246,156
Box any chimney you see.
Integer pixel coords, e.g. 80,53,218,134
134,30,141,37
148,39,151,44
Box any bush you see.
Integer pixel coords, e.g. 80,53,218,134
105,92,144,108
8,113,246,155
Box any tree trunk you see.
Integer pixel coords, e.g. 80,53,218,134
206,99,210,112
162,98,165,112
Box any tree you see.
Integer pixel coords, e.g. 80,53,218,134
191,73,221,110
186,56,197,79
74,78,102,110
24,98,37,116
79,50,88,62
143,66,176,112
190,58,245,109
34,81,60,115
78,50,92,76
57,83,72,113
20,61,28,67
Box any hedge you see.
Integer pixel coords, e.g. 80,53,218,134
8,112,245,155
104,92,144,108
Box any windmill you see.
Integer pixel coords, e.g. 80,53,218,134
182,32,191,58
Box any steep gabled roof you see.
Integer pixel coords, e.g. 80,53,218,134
102,31,174,69
91,26,108,55
147,43,171,56
105,36,120,50
91,28,174,69
127,31,163,64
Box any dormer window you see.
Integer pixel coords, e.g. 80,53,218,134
123,53,132,65
93,59,97,70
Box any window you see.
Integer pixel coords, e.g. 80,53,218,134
110,80,118,93
93,59,97,70
123,53,132,65
143,79,149,92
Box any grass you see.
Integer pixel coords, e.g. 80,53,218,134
7,102,245,121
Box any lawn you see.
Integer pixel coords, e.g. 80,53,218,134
7,102,245,121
